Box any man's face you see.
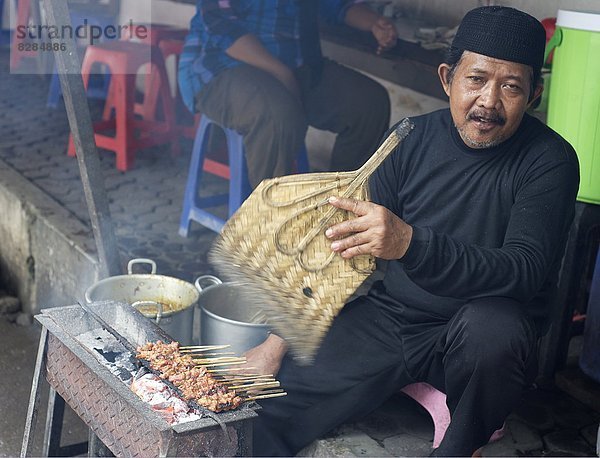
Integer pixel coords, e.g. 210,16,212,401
438,51,542,149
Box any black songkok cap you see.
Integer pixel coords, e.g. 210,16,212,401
452,6,546,72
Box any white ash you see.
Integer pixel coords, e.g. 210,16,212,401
76,328,137,382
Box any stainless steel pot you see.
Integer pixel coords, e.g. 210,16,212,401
196,276,270,355
85,259,200,345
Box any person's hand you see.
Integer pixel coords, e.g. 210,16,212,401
225,34,302,103
242,334,288,377
371,17,398,54
325,196,412,260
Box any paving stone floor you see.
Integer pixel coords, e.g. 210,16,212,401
0,47,598,457
0,51,221,284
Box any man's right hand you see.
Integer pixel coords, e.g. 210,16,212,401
242,333,288,376
371,17,398,54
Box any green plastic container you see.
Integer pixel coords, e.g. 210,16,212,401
546,10,600,204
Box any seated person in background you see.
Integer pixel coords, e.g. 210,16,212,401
178,0,398,188
245,6,580,457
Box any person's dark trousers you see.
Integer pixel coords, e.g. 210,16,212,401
194,59,390,188
297,58,391,172
252,296,538,456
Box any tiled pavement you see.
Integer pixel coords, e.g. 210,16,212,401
0,47,598,457
0,48,220,283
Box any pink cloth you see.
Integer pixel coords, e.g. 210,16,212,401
401,383,505,448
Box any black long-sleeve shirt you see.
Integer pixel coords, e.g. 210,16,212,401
368,109,579,335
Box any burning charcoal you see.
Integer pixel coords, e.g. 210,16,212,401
131,372,202,425
112,365,134,383
95,349,121,363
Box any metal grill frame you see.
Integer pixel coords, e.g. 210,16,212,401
33,304,257,457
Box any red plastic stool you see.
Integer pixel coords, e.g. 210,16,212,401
103,26,189,130
128,23,188,46
157,38,199,140
67,40,178,171
133,32,196,138
401,383,505,449
139,38,185,125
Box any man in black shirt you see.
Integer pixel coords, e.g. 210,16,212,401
249,6,580,456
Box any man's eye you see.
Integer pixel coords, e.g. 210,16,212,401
467,76,483,83
503,83,522,92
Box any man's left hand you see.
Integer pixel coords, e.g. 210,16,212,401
325,196,413,260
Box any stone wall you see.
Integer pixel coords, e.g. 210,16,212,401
0,161,99,314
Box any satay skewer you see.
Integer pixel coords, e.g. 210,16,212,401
192,358,247,366
220,376,275,384
197,360,248,367
180,344,231,352
188,352,237,357
192,356,246,361
219,375,274,382
207,366,259,373
246,391,287,401
231,381,281,390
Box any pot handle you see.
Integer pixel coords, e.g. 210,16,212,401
194,275,222,292
132,300,164,324
128,258,157,275
544,27,562,66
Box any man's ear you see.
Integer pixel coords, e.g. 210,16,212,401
527,83,544,109
438,63,452,97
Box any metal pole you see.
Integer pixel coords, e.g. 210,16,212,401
40,0,121,277
20,327,49,457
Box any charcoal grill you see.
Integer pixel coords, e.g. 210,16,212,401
21,301,258,457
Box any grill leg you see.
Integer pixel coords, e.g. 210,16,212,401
88,431,114,457
21,328,49,457
43,388,65,456
21,328,88,457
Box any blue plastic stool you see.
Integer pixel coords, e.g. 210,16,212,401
46,11,114,108
179,116,309,235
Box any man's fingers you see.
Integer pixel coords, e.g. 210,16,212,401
340,243,370,259
329,229,370,253
326,217,369,240
328,196,373,216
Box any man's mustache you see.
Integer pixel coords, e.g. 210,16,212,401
467,110,506,125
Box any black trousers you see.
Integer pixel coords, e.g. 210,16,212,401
252,296,538,456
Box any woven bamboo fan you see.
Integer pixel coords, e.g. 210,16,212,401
209,118,414,364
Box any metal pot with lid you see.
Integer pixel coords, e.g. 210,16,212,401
85,258,200,345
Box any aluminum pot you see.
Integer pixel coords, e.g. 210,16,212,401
85,258,200,345
196,275,270,355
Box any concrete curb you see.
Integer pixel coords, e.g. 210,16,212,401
0,158,99,313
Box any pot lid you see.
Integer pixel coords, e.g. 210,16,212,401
557,9,600,32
